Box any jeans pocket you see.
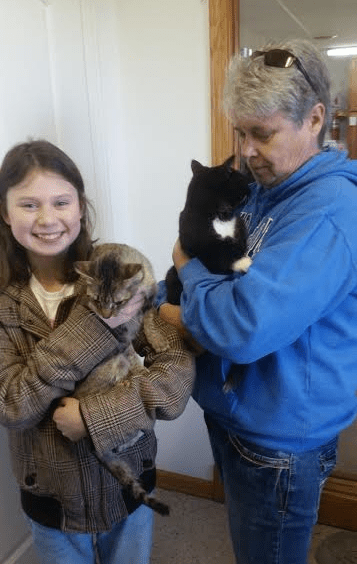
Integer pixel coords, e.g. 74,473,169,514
228,432,290,469
315,437,338,516
319,438,338,489
227,432,292,514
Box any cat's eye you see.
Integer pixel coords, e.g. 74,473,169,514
114,292,131,304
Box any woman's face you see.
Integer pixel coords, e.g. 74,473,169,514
3,169,82,265
234,106,323,188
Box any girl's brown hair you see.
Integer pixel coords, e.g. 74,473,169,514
0,140,94,290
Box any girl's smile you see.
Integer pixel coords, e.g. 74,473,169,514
3,169,82,267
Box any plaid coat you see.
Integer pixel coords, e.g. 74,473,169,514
0,282,195,532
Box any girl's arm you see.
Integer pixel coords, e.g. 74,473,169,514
0,302,121,429
77,309,195,455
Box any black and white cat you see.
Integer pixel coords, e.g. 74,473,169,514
165,155,252,305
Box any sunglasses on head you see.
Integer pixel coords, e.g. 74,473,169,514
252,49,318,96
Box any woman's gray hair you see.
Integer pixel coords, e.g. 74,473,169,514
223,39,331,146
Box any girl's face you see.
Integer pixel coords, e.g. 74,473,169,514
4,169,82,265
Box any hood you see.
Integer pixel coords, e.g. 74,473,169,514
253,147,357,205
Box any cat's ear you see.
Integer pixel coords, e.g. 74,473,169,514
74,261,93,280
122,263,143,282
224,155,236,170
191,159,205,175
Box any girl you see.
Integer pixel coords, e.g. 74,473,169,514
0,140,194,564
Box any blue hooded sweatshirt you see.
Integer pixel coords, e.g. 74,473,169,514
164,148,357,453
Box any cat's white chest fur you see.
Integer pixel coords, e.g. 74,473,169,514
212,216,252,273
213,216,236,239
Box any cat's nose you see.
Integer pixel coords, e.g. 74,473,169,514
101,310,112,319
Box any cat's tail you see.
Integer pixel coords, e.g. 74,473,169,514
94,452,170,516
128,470,170,515
140,493,170,516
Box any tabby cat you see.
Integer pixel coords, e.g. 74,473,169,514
74,243,170,515
165,155,252,305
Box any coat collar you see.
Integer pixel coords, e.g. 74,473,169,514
0,279,86,337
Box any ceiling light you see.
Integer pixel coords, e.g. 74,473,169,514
314,35,338,41
327,46,357,57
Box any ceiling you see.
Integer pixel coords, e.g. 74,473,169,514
240,0,357,51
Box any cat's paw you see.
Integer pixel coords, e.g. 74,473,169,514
119,379,132,388
143,309,171,352
232,256,252,273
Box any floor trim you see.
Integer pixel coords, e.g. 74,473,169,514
2,535,33,564
157,470,357,531
157,470,214,500
318,475,357,531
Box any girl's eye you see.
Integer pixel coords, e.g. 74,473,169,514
21,203,37,209
56,201,70,207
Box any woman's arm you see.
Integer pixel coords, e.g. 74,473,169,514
159,303,204,355
178,212,357,363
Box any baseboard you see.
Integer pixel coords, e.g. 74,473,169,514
157,470,357,532
318,475,357,531
157,469,215,500
2,535,33,564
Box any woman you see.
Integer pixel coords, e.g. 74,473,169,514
159,39,357,563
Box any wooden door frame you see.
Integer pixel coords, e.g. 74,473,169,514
209,0,238,502
209,0,239,166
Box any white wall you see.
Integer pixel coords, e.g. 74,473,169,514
0,0,57,154
112,0,214,479
0,1,58,561
113,0,211,274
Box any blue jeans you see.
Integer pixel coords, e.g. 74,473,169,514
28,504,153,564
205,415,338,564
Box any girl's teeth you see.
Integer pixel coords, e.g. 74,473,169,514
36,233,62,240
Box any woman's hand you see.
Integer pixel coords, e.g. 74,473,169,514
172,238,191,271
159,303,204,355
53,397,87,441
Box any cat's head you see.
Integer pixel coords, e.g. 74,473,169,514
191,155,236,176
188,155,250,213
74,256,144,319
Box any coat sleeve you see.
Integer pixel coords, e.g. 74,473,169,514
78,309,196,455
179,210,357,363
0,303,121,429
